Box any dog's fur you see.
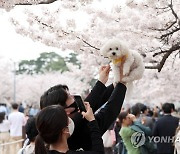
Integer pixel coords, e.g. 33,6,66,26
100,39,144,84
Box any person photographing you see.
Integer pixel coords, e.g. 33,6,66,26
35,102,104,154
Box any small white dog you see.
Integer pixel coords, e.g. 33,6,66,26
100,38,144,85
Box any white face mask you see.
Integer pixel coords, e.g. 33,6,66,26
68,117,75,136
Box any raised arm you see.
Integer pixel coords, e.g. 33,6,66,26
84,65,111,113
94,60,127,135
95,82,127,135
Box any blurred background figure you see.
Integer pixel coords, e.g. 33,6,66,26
174,126,180,154
152,103,179,154
18,117,38,154
0,103,8,116
18,103,25,113
8,103,26,154
0,112,10,153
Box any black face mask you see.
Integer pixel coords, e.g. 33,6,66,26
65,101,79,114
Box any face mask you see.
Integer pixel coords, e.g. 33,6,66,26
65,101,79,114
68,117,75,136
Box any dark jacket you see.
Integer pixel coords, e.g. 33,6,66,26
48,120,104,154
68,81,126,150
152,114,179,154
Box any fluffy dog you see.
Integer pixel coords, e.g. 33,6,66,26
100,38,144,85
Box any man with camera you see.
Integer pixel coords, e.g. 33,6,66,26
40,64,127,150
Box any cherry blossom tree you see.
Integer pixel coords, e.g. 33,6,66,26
0,0,179,105
0,58,14,102
16,71,90,104
1,0,179,71
0,58,91,104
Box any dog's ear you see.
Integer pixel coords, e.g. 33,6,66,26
100,45,107,57
100,40,113,57
120,43,130,55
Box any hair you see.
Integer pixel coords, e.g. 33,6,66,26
40,84,68,109
12,103,19,110
141,105,147,113
170,103,175,111
0,112,5,123
162,103,172,114
118,111,128,124
25,117,38,142
35,105,68,154
130,104,140,117
148,110,154,117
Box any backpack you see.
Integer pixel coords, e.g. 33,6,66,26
130,122,156,154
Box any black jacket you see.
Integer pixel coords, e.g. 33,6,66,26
152,114,179,154
48,120,104,154
68,81,126,150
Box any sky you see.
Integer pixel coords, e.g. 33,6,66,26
0,10,64,62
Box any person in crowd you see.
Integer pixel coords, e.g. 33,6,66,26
29,105,39,117
119,111,152,154
139,105,154,130
0,112,10,140
170,103,180,118
8,103,26,153
0,103,8,115
18,103,25,113
18,117,38,154
130,104,141,119
174,126,180,154
40,64,127,150
0,112,10,153
113,116,127,154
152,106,159,122
152,103,179,154
102,122,116,154
147,109,157,123
35,103,104,154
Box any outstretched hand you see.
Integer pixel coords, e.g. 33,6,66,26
99,65,111,84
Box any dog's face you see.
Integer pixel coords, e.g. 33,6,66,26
100,39,129,59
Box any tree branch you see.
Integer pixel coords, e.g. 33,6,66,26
168,1,179,21
153,47,168,57
150,21,177,31
81,38,100,50
15,0,58,6
160,27,180,39
146,42,180,72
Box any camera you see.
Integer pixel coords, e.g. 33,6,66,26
74,95,86,112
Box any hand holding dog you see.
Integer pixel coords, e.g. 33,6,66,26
99,65,111,84
119,57,126,85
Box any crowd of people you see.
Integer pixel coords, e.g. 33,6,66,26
0,64,179,154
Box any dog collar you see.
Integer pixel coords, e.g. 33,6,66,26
112,55,128,65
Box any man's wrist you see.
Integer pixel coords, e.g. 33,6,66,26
113,81,126,87
98,79,106,85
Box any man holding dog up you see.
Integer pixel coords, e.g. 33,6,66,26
40,62,127,151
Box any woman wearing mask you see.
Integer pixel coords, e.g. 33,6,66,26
40,65,127,151
35,103,104,154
